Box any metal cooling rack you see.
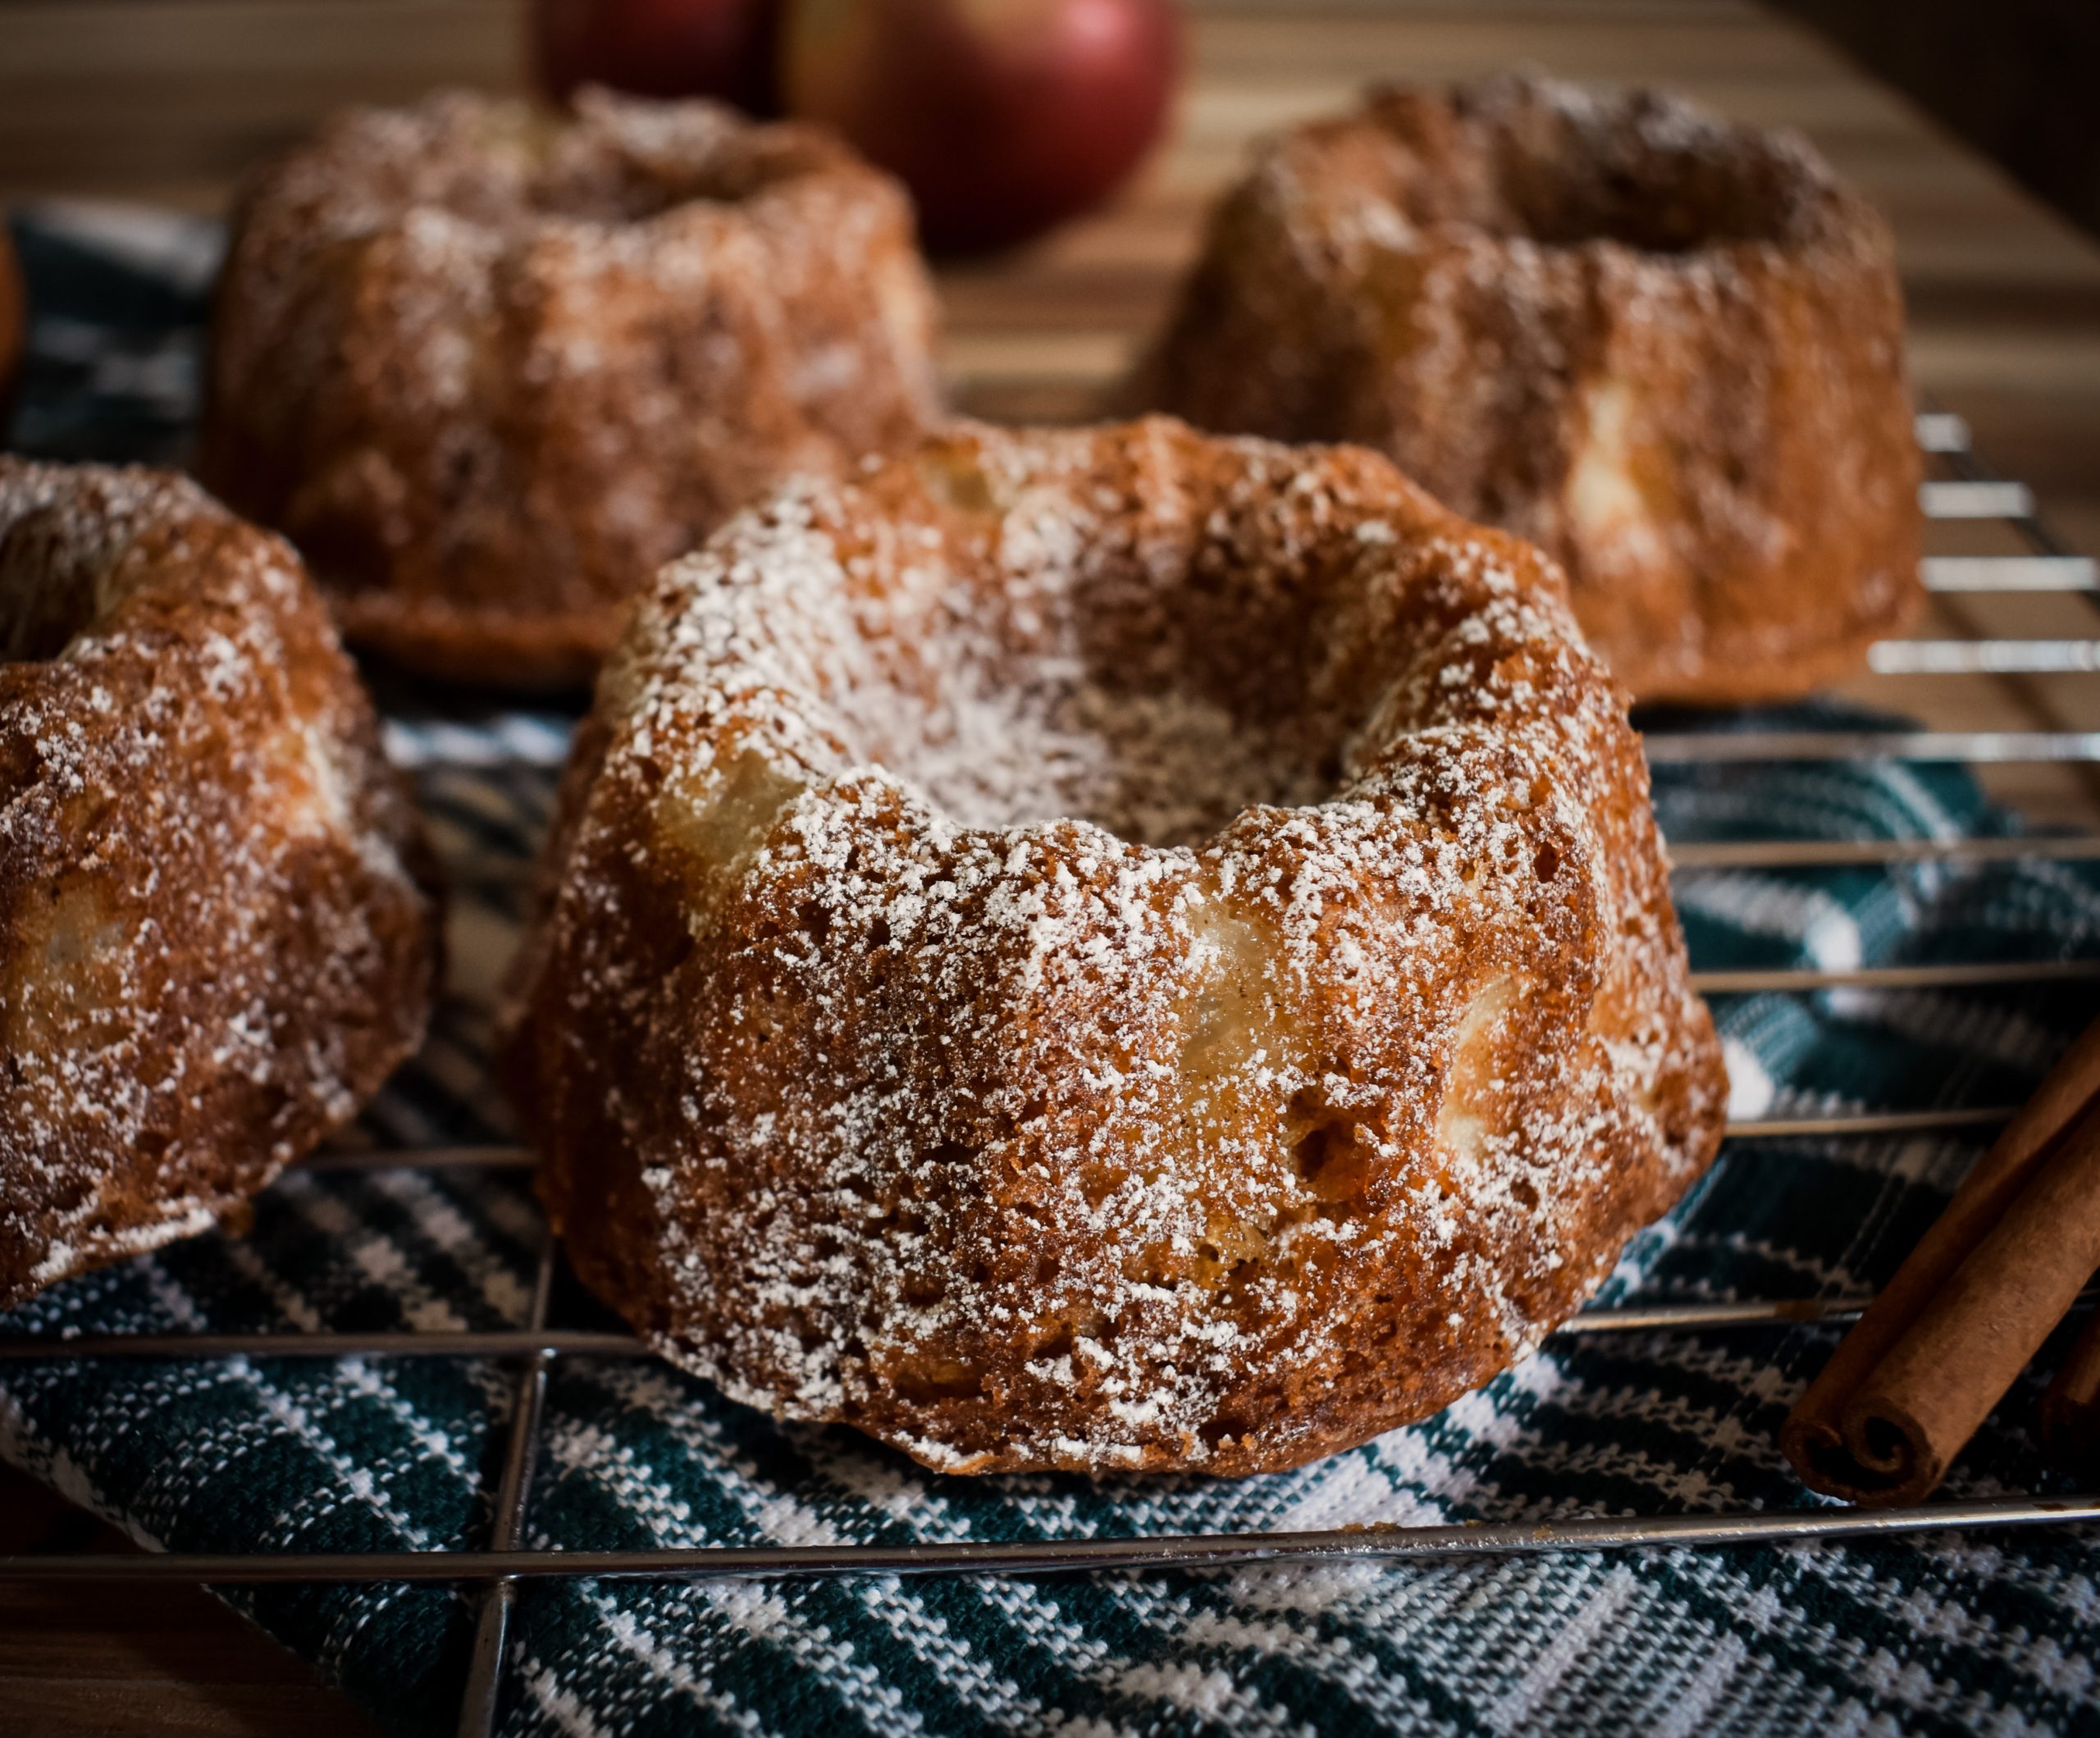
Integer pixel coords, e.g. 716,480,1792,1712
6,411,2100,1738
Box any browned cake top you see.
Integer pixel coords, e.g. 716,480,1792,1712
1253,73,1866,284
0,460,438,1304
1335,75,1847,250
219,84,915,275
514,417,1723,1474
201,88,941,684
1138,73,1920,705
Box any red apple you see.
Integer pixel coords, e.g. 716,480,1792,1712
534,0,785,115
782,0,1181,254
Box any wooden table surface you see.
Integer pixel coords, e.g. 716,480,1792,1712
4,1,2099,1731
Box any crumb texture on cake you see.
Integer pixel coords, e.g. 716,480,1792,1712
505,417,1725,1476
200,87,941,686
0,458,441,1308
1139,74,1921,705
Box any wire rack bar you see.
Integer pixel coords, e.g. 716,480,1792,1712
0,1330,643,1361
435,832,2100,894
1870,640,2100,676
445,727,2100,774
292,1106,2016,1180
457,1243,558,1738
1643,731,2100,764
1920,480,2034,519
1921,555,2098,592
393,712,2100,782
2,1496,2093,1585
12,1279,2076,1366
1912,413,1970,453
1691,960,2100,993
1724,1106,2012,1138
1664,835,2100,869
445,834,2100,896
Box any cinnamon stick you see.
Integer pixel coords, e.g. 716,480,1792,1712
1782,1011,2100,1505
2041,1305,2100,1480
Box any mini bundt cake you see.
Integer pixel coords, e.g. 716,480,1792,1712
1138,75,1921,706
504,417,1725,1476
200,88,941,687
0,459,441,1309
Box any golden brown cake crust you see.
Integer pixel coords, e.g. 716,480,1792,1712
504,416,1725,1476
0,459,441,1309
1138,75,1923,706
200,89,941,688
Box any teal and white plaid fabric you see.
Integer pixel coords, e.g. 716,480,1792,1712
6,205,2100,1738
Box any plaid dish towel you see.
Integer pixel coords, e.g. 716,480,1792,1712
6,203,2100,1738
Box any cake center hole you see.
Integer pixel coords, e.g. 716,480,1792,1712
457,103,804,228
1491,138,1792,254
0,512,109,664
847,616,1349,850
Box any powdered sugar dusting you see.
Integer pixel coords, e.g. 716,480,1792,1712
1139,71,1920,705
200,86,941,683
510,417,1723,1475
0,459,440,1307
